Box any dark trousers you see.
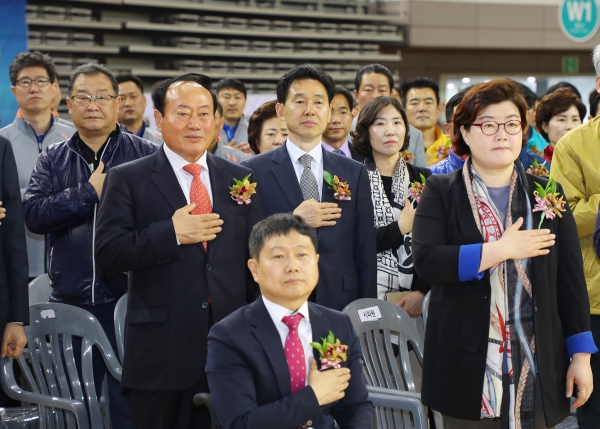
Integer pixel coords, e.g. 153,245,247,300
130,374,211,429
70,301,133,429
578,314,600,428
442,374,553,429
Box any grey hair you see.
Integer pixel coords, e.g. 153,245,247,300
593,45,600,76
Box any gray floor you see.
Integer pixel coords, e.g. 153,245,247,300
556,416,578,429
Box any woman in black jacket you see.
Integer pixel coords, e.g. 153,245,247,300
352,96,431,316
412,79,596,429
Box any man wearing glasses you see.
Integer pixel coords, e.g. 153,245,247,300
22,63,158,429
0,51,76,282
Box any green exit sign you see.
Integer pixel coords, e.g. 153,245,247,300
562,56,579,73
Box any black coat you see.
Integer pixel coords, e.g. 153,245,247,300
0,137,28,328
412,167,591,426
95,147,263,390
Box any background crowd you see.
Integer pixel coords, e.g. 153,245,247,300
1,42,600,429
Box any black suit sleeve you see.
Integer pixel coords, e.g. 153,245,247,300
95,167,180,272
245,172,263,303
206,322,324,429
354,165,377,299
375,223,403,253
1,139,29,324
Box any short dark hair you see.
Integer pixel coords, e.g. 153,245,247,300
214,78,247,99
9,51,57,86
590,90,600,118
215,98,223,117
247,100,278,154
152,73,216,115
116,71,144,95
68,63,118,96
400,77,440,105
545,81,582,99
333,86,355,110
536,88,586,141
354,64,394,92
445,86,472,123
452,78,528,157
513,81,537,110
276,64,335,105
351,96,410,157
249,213,317,260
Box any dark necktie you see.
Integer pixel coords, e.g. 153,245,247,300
333,149,345,156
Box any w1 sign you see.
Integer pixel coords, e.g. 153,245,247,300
559,0,600,42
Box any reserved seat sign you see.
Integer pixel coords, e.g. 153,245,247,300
357,306,382,322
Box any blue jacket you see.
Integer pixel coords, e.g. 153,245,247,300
518,145,547,171
428,148,465,175
23,130,158,305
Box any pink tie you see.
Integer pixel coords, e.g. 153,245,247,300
282,314,306,394
182,164,212,250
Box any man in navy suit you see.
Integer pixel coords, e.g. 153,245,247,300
206,213,374,429
242,65,376,311
95,73,262,429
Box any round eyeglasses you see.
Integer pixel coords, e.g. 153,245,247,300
470,121,523,136
69,94,118,106
16,78,51,88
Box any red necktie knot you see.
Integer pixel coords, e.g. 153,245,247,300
183,163,202,177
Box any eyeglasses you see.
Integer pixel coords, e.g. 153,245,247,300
69,94,118,106
15,78,51,88
470,121,523,136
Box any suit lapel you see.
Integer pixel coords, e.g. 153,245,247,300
206,154,232,256
308,303,331,366
150,147,188,212
317,150,341,239
455,172,485,245
271,142,304,209
250,299,292,397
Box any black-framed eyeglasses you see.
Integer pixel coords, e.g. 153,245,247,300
470,121,523,136
69,94,118,106
16,78,51,88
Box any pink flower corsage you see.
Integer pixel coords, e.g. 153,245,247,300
229,174,257,204
532,178,566,229
310,331,348,371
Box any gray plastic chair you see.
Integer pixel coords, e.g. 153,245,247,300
0,303,122,429
113,294,127,363
28,274,52,305
343,298,428,429
422,291,431,333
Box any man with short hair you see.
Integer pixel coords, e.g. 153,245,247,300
23,63,158,429
400,77,451,166
0,51,76,281
242,65,376,311
207,100,248,164
215,78,252,154
350,64,427,167
322,86,363,161
95,72,262,429
116,71,163,145
207,213,374,428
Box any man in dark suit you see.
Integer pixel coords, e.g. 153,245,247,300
206,213,374,429
0,136,28,361
242,65,376,311
321,86,364,162
95,73,262,429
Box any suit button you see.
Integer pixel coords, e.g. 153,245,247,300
206,264,212,271
535,307,538,313
307,421,313,426
202,302,209,309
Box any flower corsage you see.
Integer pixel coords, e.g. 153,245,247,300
401,150,414,164
408,173,427,204
528,159,549,178
229,174,257,204
532,178,566,229
323,170,351,201
310,331,348,370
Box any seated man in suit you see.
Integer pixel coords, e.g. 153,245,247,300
242,65,376,311
206,213,374,429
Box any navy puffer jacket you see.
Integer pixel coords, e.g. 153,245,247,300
23,130,158,305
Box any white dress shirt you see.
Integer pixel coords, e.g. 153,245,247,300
163,144,213,205
262,296,313,384
286,140,324,200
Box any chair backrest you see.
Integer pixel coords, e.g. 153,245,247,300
28,274,52,305
422,291,431,333
343,298,425,429
13,303,122,429
114,293,127,363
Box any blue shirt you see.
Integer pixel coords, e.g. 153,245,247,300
223,123,239,142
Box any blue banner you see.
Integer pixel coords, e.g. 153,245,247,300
0,0,27,127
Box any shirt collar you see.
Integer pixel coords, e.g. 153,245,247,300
322,140,351,157
262,296,310,327
163,143,209,174
286,139,323,164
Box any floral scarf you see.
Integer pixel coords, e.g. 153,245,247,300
367,155,413,300
462,159,537,429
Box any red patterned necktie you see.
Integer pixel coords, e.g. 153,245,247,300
182,164,212,250
282,313,306,394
